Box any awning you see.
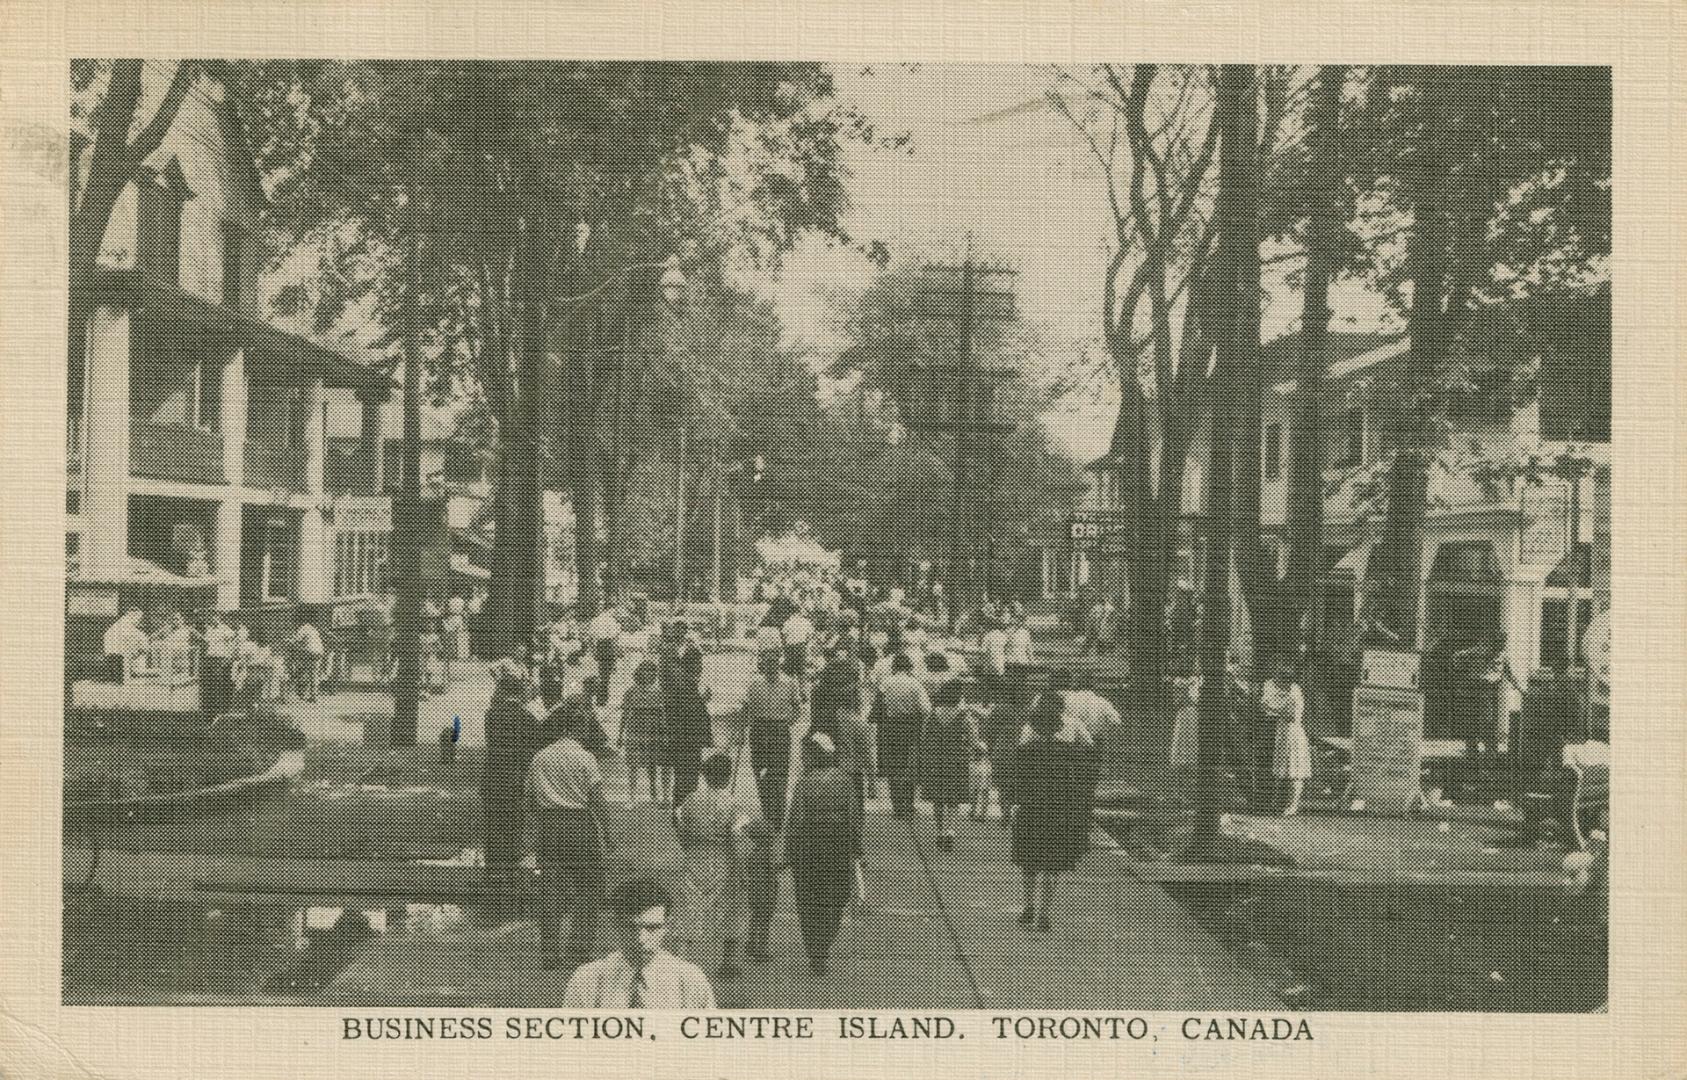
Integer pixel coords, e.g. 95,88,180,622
450,553,491,580
71,557,225,588
1545,545,1593,589
1330,539,1373,579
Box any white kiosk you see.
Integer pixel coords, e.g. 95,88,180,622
1347,648,1429,815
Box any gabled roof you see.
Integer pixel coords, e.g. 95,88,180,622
1265,330,1409,392
94,267,395,396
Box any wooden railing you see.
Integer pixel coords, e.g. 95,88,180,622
244,440,308,491
130,420,225,486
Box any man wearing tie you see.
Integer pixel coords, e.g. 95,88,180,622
562,880,716,1008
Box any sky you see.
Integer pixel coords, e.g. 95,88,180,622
764,64,1395,464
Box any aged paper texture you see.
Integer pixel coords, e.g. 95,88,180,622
2,2,1682,1078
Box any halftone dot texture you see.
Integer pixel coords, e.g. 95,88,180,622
65,60,1607,1010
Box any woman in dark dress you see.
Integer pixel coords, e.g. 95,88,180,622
661,622,714,804
785,733,862,975
919,679,974,850
482,659,539,898
1005,693,1097,931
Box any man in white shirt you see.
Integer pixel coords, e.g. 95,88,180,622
588,607,623,706
1005,620,1034,668
1057,672,1122,744
781,608,814,676
530,706,610,971
563,879,715,1008
290,619,325,702
981,621,1009,678
198,611,238,718
103,610,148,683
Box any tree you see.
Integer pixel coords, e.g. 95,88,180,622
68,61,200,447
1281,66,1348,666
1191,64,1260,852
1343,66,1611,645
244,61,865,647
1048,64,1289,709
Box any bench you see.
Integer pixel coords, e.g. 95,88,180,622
1517,742,1608,851
1563,742,1609,851
1092,786,1146,847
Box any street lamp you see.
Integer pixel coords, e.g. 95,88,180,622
661,254,687,307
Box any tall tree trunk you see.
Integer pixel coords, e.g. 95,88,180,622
485,222,550,657
1231,94,1272,670
69,60,197,463
1284,65,1346,711
1371,75,1447,649
1112,383,1158,694
571,473,603,617
1190,63,1258,853
390,227,425,746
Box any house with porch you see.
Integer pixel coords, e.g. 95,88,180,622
65,65,393,680
1076,322,1610,742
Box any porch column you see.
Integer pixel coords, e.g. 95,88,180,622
221,347,247,486
305,378,326,498
216,500,243,612
358,391,385,494
83,305,130,577
217,348,248,612
297,378,329,604
1415,534,1437,650
1504,573,1543,744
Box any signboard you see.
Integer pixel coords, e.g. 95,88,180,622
1362,648,1421,691
1521,484,1570,567
67,587,120,618
1069,512,1126,555
334,496,392,533
1348,683,1427,815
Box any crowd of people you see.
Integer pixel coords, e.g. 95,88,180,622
97,592,486,724
115,570,1319,1000
465,577,1141,996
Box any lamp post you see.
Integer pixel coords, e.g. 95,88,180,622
608,251,685,605
662,256,689,602
712,455,759,604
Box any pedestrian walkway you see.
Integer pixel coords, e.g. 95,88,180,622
312,800,1276,1009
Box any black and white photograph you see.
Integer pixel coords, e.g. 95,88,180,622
60,59,1612,1013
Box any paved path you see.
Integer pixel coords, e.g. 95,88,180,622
307,801,1277,1009
70,641,1283,1008
291,650,760,747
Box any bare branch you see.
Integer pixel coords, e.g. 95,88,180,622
128,61,199,166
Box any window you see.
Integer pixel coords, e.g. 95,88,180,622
334,530,389,598
1331,408,1363,469
261,517,298,601
66,532,81,577
189,356,220,431
136,161,188,286
221,219,242,309
67,489,81,516
1540,598,1595,671
1264,422,1282,481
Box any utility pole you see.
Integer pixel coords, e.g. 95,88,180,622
674,417,688,602
904,236,1017,612
390,200,424,747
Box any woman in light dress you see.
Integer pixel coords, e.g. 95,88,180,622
1168,657,1201,774
674,750,748,982
1262,658,1311,815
